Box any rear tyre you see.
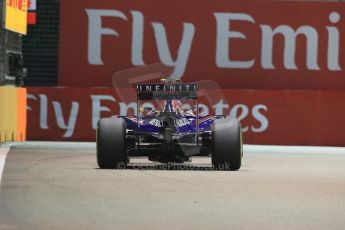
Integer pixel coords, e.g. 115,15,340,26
212,118,243,171
96,117,127,169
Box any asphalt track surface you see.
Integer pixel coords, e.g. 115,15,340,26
1,142,345,230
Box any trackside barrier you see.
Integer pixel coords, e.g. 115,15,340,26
0,86,27,143
26,87,345,146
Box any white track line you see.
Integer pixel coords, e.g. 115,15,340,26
244,145,345,155
8,142,345,154
0,147,10,184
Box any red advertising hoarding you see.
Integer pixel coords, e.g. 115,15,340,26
59,0,345,89
27,87,345,146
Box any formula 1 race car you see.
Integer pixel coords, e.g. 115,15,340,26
96,80,243,170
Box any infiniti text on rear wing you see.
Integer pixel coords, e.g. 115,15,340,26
137,83,198,100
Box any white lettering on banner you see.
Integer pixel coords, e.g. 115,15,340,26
214,13,255,69
152,22,195,80
252,105,269,132
261,25,320,70
27,94,37,111
86,10,343,80
119,102,137,115
213,99,229,115
86,9,127,65
86,9,194,80
216,11,341,71
27,94,49,129
27,94,80,138
27,93,269,138
52,102,79,138
38,94,50,130
228,104,268,133
131,11,145,65
327,12,341,71
90,95,116,129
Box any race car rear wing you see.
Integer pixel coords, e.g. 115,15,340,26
137,83,198,100
136,82,200,144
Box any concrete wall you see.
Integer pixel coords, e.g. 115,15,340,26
0,86,27,142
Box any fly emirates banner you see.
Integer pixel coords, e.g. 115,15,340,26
59,0,345,90
27,1,345,145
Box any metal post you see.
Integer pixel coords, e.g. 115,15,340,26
196,95,199,146
137,88,140,149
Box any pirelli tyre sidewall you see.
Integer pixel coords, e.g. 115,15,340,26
97,117,127,169
212,118,243,171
